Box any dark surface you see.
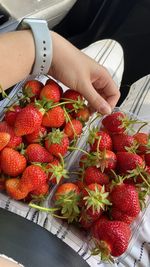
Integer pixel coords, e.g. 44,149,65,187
0,208,89,267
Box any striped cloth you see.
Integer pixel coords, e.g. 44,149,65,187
0,39,149,267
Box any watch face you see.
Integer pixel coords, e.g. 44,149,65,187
0,208,88,267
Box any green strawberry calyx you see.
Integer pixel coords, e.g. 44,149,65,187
55,190,81,223
46,129,64,146
91,239,113,262
83,185,111,213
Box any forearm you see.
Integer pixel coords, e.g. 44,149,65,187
0,30,35,90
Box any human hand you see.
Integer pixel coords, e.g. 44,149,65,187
49,31,120,114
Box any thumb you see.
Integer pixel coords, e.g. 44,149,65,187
81,83,112,115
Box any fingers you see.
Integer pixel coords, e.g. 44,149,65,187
80,81,112,114
93,67,120,109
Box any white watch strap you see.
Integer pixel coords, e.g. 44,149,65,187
17,18,52,76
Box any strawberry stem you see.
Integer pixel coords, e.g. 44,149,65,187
68,146,90,156
136,121,148,133
29,202,60,212
139,173,150,188
63,107,78,139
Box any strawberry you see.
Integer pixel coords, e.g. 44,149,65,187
145,152,150,167
1,148,27,176
82,183,110,221
14,104,43,136
79,154,88,168
74,105,90,122
4,105,22,126
46,157,68,184
42,106,65,128
20,165,47,192
112,133,135,152
25,126,47,144
54,182,81,222
88,128,112,152
0,121,22,148
98,150,117,172
134,132,149,153
102,111,128,134
111,207,135,224
64,119,83,140
63,89,83,110
84,166,109,185
0,132,10,151
45,78,63,97
110,183,140,217
23,80,43,99
5,178,29,200
92,216,131,257
26,144,53,163
79,208,94,230
116,152,144,174
31,182,49,197
0,177,6,191
6,178,29,200
40,80,61,102
45,129,69,157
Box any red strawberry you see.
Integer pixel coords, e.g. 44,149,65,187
4,105,22,126
145,152,150,167
0,132,10,151
84,166,109,185
116,152,144,174
1,148,27,176
79,208,94,230
45,78,63,97
99,150,117,172
82,183,110,221
20,165,47,192
23,80,43,99
111,207,135,224
92,216,131,257
79,154,88,168
64,119,83,140
40,80,61,102
26,144,53,163
31,182,49,197
14,104,43,136
0,121,22,148
0,177,6,191
42,106,65,128
88,129,112,152
102,111,127,134
110,183,140,217
6,178,29,200
54,182,81,222
133,132,149,153
112,133,135,152
45,129,69,157
63,89,83,110
25,126,47,144
74,105,90,122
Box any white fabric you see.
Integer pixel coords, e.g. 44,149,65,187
1,39,150,267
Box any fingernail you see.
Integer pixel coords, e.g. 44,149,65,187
99,103,112,115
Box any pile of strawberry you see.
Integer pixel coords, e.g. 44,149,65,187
0,78,90,201
39,111,150,261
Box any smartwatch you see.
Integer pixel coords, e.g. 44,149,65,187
17,18,52,76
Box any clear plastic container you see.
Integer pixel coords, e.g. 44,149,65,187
0,77,150,267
